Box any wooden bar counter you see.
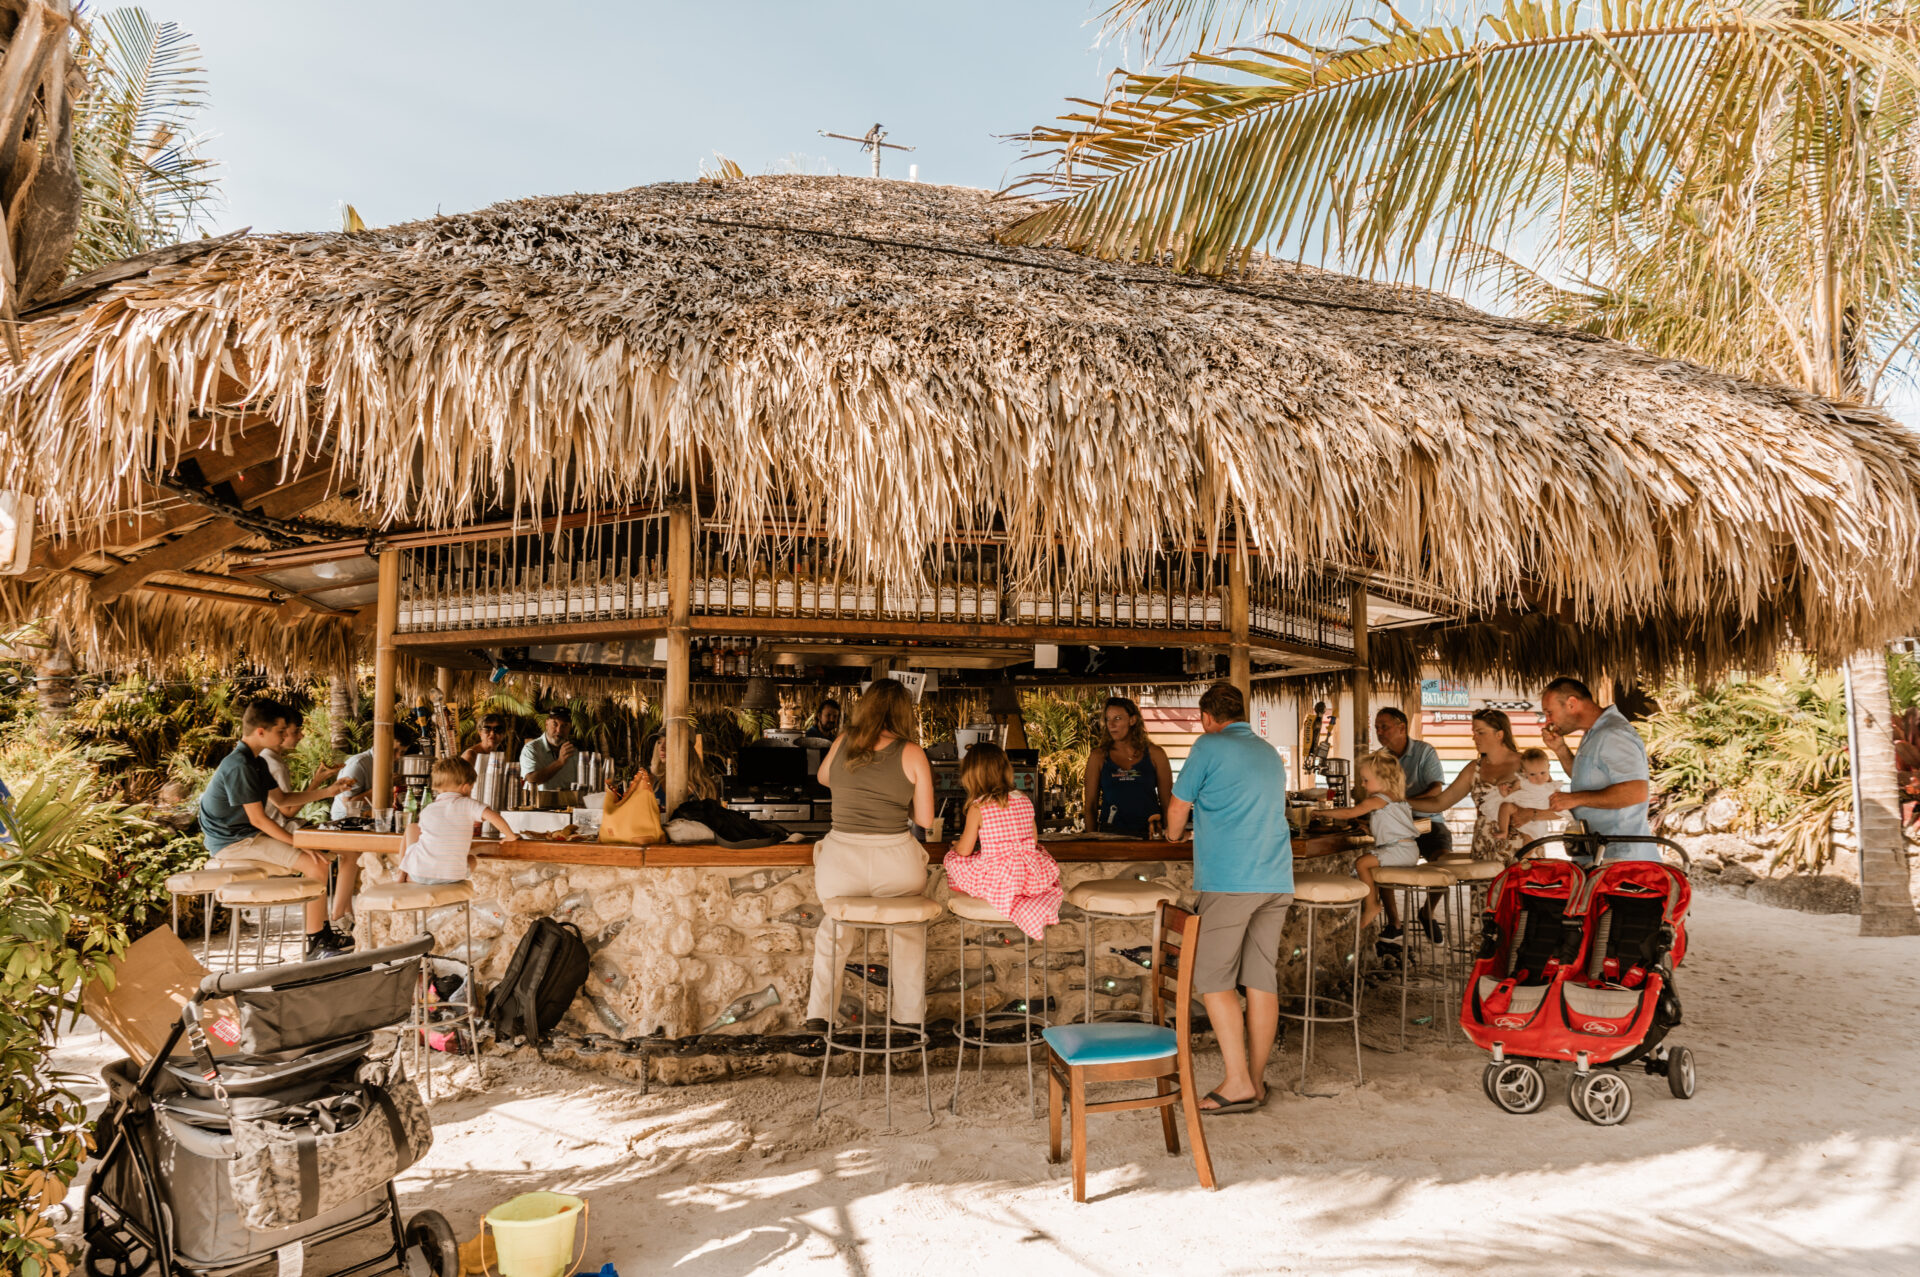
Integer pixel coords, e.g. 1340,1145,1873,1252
301,826,1369,1085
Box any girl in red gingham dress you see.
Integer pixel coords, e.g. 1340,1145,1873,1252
944,742,1062,939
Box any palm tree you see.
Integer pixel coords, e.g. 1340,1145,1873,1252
0,0,82,354
1007,0,1920,935
69,5,218,272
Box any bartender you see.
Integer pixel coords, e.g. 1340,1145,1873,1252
519,710,579,790
462,713,512,765
805,698,842,742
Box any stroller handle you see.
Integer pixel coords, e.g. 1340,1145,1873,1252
1512,832,1691,866
197,934,436,998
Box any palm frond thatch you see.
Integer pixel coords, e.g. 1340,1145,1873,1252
2,176,1918,677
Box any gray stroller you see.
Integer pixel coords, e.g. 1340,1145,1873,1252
82,936,461,1277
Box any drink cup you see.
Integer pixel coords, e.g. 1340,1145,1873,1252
373,808,394,834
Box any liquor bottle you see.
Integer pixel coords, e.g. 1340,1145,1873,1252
597,554,615,618
1149,569,1169,624
397,567,415,632
1170,572,1190,626
1097,582,1115,625
728,558,750,613
752,558,772,612
1077,580,1096,625
701,985,781,1032
774,554,795,613
1036,568,1056,623
959,561,978,620
916,562,938,620
981,553,1001,621
1132,578,1152,628
842,570,863,616
938,554,958,621
798,553,819,616
1205,580,1224,626
648,555,666,612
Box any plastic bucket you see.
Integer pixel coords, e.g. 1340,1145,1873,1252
483,1193,587,1277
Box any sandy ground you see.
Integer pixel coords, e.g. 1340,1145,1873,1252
50,892,1920,1276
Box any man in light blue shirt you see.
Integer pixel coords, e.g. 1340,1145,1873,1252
1539,677,1656,862
1166,682,1292,1114
1375,706,1451,858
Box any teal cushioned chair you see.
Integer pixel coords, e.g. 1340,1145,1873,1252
1042,902,1215,1202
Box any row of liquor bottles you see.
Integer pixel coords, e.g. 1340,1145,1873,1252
393,526,1352,647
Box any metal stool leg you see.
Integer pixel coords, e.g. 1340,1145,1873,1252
464,899,484,1090
949,918,970,1113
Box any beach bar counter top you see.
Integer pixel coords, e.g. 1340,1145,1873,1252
297,826,1370,1083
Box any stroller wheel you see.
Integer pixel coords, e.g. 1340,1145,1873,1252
1666,1046,1696,1099
82,1223,153,1277
1484,1060,1546,1114
405,1209,461,1277
1571,1071,1633,1125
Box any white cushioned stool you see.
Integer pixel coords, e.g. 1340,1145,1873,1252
814,895,940,1129
1372,864,1460,1050
215,875,324,971
354,877,484,1098
946,892,1051,1118
1279,873,1370,1092
1065,876,1180,1024
166,864,267,965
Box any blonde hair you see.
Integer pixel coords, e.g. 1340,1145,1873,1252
960,741,1016,807
431,757,476,790
1520,747,1553,767
841,678,918,767
1360,750,1406,802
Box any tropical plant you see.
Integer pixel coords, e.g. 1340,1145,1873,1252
0,741,169,1277
1020,688,1107,795
69,5,219,273
1011,0,1920,934
1642,656,1853,872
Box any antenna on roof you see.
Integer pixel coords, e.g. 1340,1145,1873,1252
817,123,915,179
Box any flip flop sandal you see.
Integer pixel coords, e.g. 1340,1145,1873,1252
1200,1090,1261,1115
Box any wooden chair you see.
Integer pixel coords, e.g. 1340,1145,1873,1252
1041,901,1215,1203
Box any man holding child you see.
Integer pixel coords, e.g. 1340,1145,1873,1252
1165,682,1293,1114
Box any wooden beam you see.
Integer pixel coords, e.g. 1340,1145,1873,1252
1351,584,1371,756
371,548,400,814
1229,544,1251,702
134,582,282,610
664,503,693,813
88,519,242,603
248,468,338,515
188,422,285,487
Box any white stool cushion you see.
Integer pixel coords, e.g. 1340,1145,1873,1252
356,881,475,912
1373,865,1456,888
823,895,943,925
1066,878,1179,914
1290,873,1370,905
1445,860,1506,882
947,893,1014,924
217,876,325,905
166,865,268,894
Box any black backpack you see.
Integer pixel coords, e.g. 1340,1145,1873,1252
486,918,590,1044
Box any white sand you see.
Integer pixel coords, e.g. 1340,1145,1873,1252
51,893,1920,1275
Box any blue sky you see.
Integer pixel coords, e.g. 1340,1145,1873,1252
148,0,1126,234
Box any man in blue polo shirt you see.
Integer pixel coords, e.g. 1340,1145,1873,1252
1166,682,1292,1114
1538,676,1656,863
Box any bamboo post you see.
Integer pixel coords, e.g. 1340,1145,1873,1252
1408,670,1425,740
1228,545,1250,702
371,548,400,810
664,503,694,813
1351,583,1371,755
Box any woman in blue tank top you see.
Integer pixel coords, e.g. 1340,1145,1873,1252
1081,697,1174,837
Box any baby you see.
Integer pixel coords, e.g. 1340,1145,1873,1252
1489,747,1564,848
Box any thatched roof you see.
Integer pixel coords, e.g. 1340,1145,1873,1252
5,175,1920,676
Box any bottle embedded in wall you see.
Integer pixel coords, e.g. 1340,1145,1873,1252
701,985,781,1032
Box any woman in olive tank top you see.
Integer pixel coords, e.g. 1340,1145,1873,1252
804,678,937,1030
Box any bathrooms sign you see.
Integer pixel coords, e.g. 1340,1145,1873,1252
1421,678,1470,708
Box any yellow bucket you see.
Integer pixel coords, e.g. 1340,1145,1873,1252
482,1192,588,1277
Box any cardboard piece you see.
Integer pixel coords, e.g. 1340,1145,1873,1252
82,926,240,1065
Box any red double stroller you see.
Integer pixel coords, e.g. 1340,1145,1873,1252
1460,835,1696,1125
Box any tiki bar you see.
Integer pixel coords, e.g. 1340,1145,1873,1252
7,177,1920,1090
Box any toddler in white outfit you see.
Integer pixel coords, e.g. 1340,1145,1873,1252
400,757,518,883
1487,747,1563,849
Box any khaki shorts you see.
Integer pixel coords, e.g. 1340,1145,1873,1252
209,832,304,872
1193,892,1294,995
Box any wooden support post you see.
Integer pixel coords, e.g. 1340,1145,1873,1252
1228,544,1250,702
1408,670,1425,740
664,503,694,813
1351,583,1371,756
371,548,400,810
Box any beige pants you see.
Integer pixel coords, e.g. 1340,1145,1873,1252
807,828,931,1025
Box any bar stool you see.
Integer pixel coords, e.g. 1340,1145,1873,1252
1065,876,1179,1023
947,892,1050,1117
813,894,942,1130
166,864,268,964
214,876,326,971
1435,858,1505,1008
1278,873,1369,1094
1370,863,1458,1050
353,880,485,1099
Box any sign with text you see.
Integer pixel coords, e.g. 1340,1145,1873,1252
1421,678,1470,708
